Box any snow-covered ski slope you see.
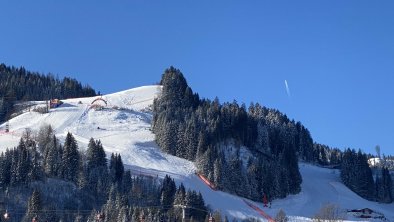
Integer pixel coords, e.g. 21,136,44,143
0,85,393,221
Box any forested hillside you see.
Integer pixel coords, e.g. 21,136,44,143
152,67,394,204
0,125,207,221
153,67,314,201
0,63,96,123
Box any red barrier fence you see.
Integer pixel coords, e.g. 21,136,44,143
196,173,216,190
243,200,274,222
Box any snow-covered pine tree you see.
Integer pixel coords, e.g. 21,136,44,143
61,132,80,183
185,116,198,160
176,123,187,158
16,139,30,185
28,146,43,182
0,152,11,188
121,170,132,194
173,183,186,206
44,135,61,177
160,175,176,210
86,138,107,172
36,124,54,154
25,190,42,222
213,158,223,189
109,153,124,184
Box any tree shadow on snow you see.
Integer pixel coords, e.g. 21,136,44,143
134,141,166,161
114,109,152,124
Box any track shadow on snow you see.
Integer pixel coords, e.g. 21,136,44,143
114,109,152,124
57,103,77,108
50,105,80,113
134,141,166,161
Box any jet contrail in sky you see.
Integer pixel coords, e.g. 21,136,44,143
285,80,291,98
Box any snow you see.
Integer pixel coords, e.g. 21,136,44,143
1,85,393,221
369,157,394,169
369,158,381,166
266,164,394,221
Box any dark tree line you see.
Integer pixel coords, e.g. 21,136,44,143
341,149,375,201
0,131,43,188
0,63,96,123
341,148,393,203
0,126,208,222
313,143,343,166
375,167,393,203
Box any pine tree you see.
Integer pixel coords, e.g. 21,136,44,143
83,138,109,197
26,190,42,222
382,167,393,203
28,146,43,182
355,150,375,200
109,153,124,184
116,154,124,183
213,158,223,189
162,121,177,155
117,206,129,222
44,205,59,222
61,132,80,183
246,158,260,200
341,149,375,201
44,135,61,177
86,138,107,172
160,175,176,210
37,124,54,154
121,170,132,194
184,190,206,220
87,210,97,222
173,183,186,206
275,209,288,222
0,152,11,188
175,123,185,158
77,162,88,190
227,156,246,196
16,139,30,185
255,121,270,153
376,167,393,203
185,118,198,160
10,149,18,186
282,145,302,194
0,155,5,188
0,97,6,122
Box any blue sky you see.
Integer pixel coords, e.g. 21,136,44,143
1,1,394,155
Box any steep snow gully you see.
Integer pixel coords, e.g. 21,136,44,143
0,85,393,221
